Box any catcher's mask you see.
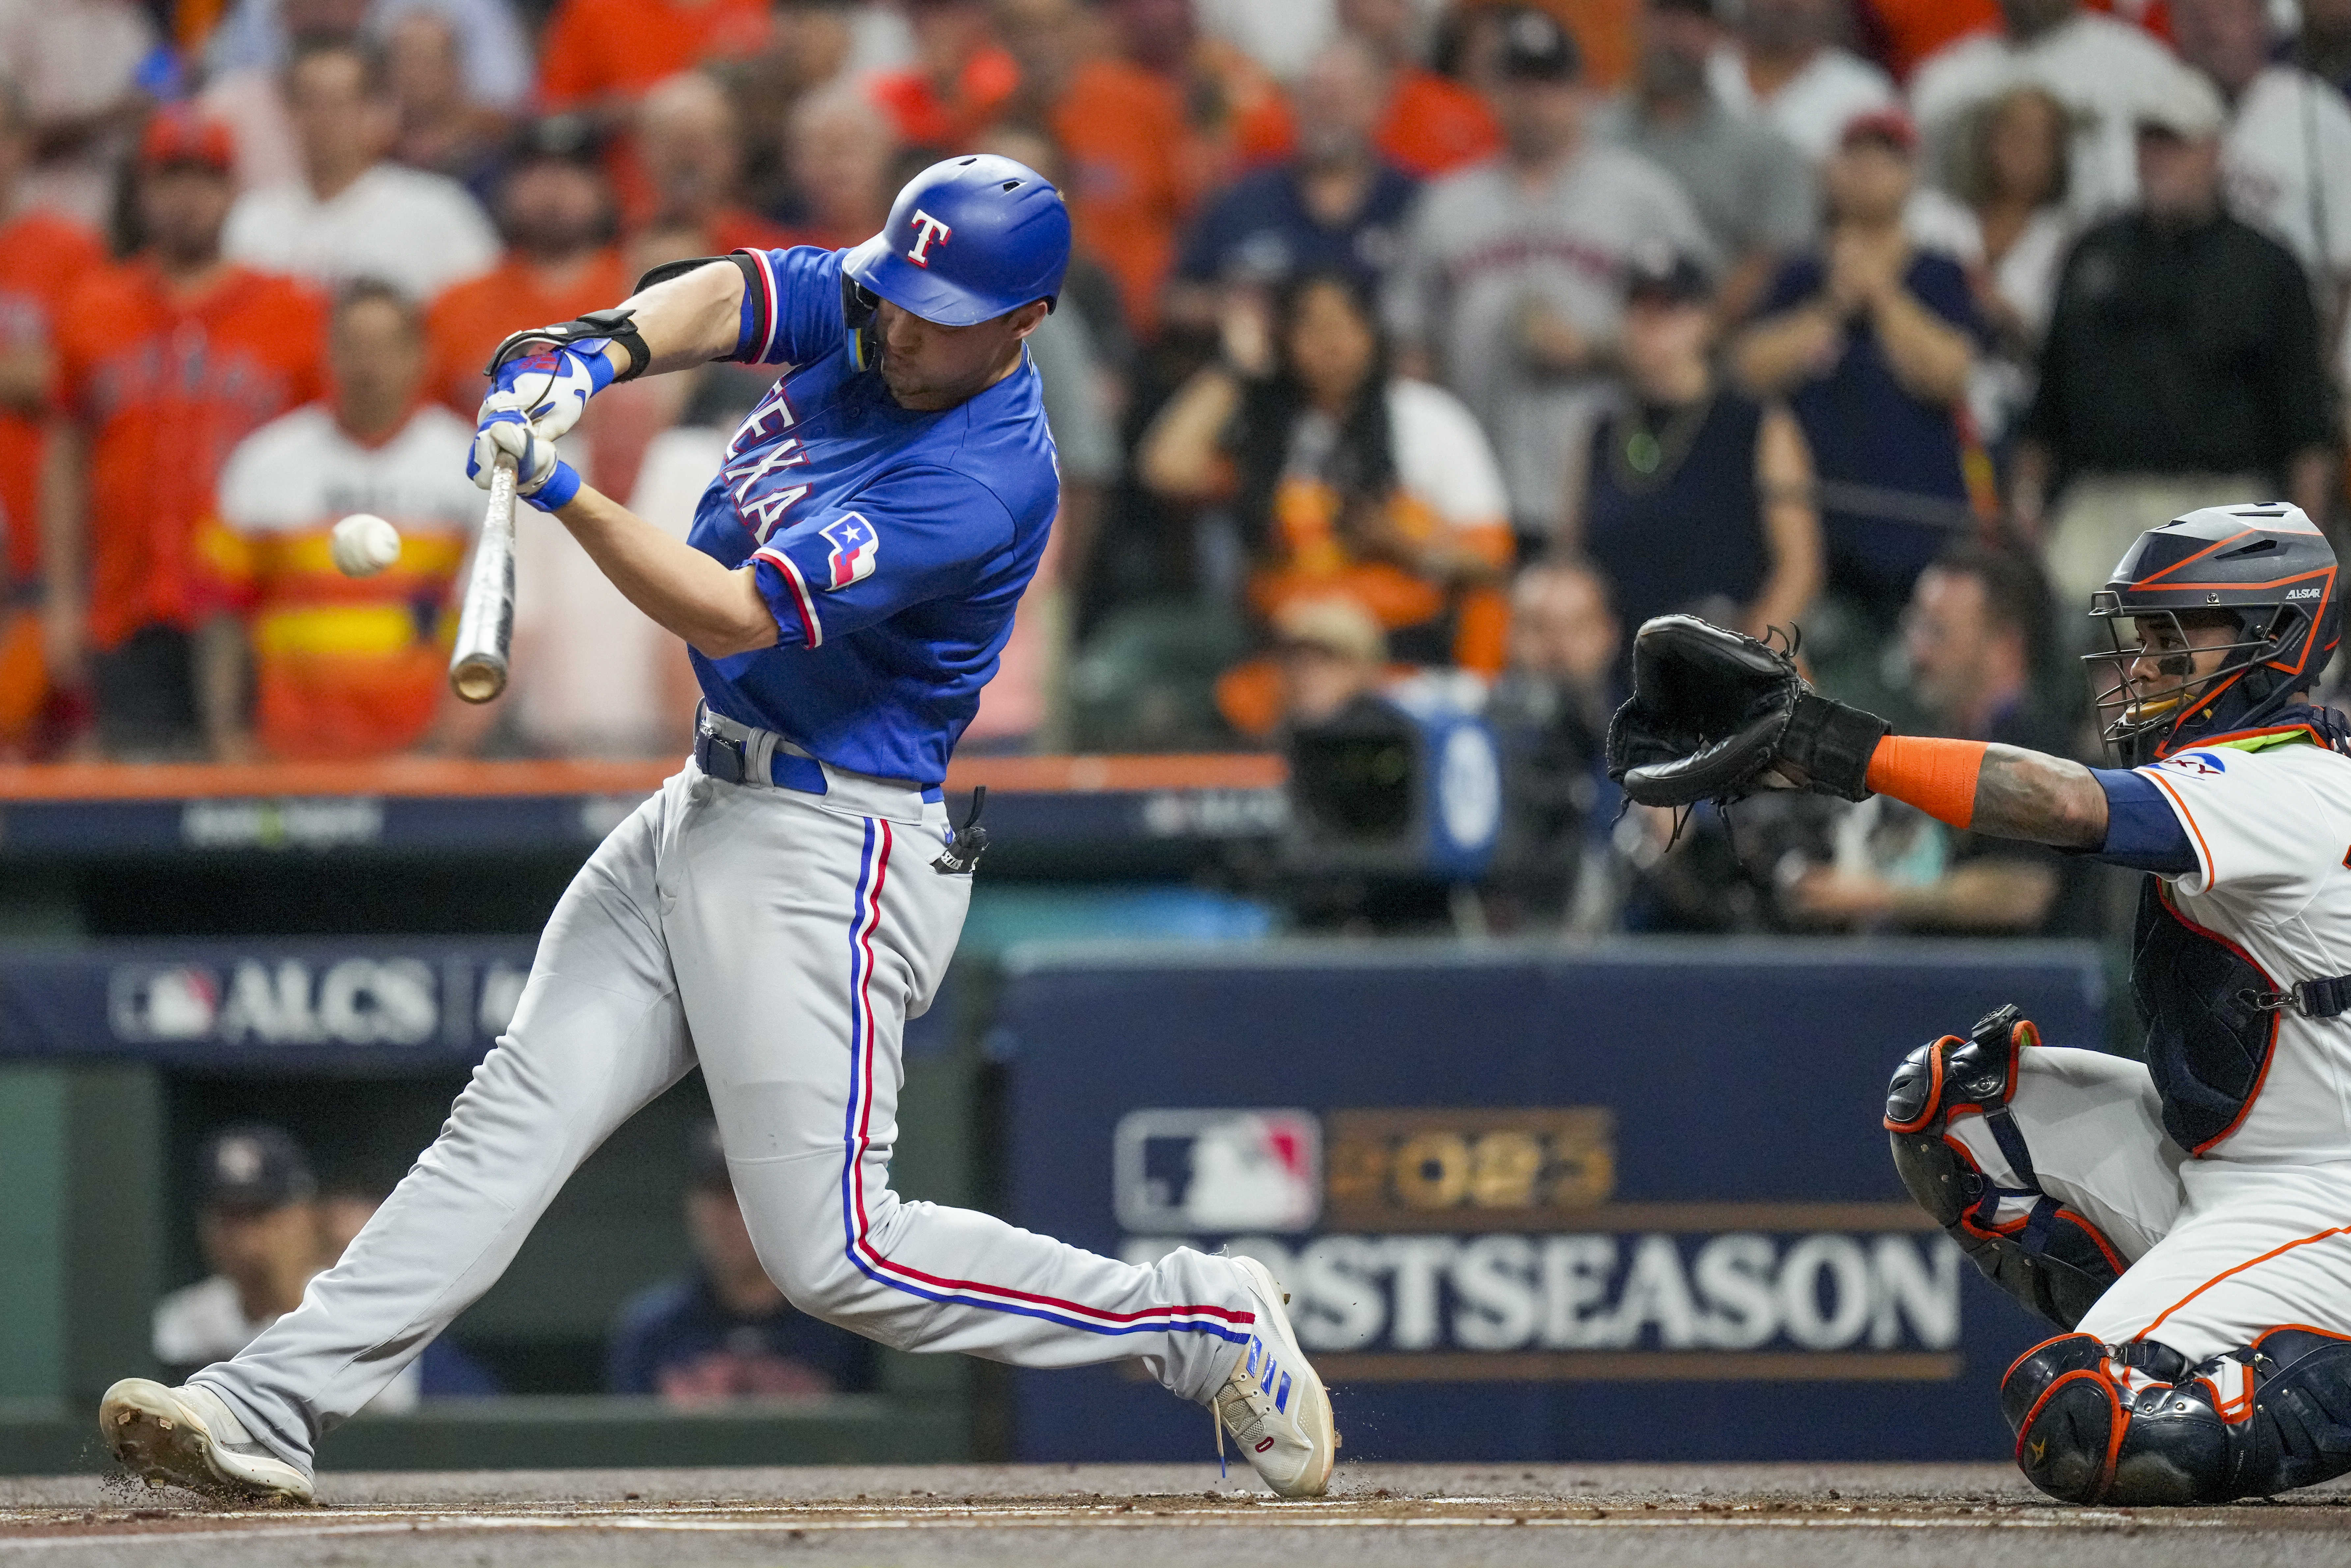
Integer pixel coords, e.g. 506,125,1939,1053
2082,502,2340,766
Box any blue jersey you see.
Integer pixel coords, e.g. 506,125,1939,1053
684,246,1058,785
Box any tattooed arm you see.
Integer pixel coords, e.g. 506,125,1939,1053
1970,745,2110,849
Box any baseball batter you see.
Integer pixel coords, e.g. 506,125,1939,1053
1611,501,2351,1504
98,155,1334,1502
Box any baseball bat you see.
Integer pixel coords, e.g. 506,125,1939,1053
448,453,518,703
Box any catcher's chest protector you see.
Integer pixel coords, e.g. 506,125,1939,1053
2131,880,2279,1154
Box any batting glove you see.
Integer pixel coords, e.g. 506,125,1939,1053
486,340,612,443
470,393,582,513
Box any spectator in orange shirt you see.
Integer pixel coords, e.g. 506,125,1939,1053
536,0,770,116
199,282,489,760
0,85,104,753
996,0,1197,336
537,0,770,219
636,71,791,252
866,0,1019,148
47,110,325,760
424,119,629,416
1341,0,1505,178
1857,0,2003,80
1108,0,1296,176
779,79,898,253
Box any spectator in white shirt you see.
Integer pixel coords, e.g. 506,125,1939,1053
1706,0,1898,165
2171,0,2351,322
152,1125,321,1377
1910,0,2180,222
222,36,498,300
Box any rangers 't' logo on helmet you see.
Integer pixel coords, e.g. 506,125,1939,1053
906,210,952,267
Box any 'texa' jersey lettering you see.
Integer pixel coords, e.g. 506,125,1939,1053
683,245,1059,786
721,385,812,543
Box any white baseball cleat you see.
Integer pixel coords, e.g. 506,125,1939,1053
1212,1255,1337,1498
99,1379,314,1505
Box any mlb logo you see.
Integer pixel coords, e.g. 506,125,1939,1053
820,513,879,590
1114,1109,1322,1233
107,965,220,1041
2160,751,2227,776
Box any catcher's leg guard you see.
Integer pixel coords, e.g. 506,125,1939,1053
1885,1004,2123,1330
2003,1329,2351,1504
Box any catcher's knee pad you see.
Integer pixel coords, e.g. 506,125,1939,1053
2003,1329,2351,1504
1885,1004,2121,1330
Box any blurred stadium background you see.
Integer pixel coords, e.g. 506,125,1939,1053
0,0,2344,1480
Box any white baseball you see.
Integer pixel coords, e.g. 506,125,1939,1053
330,513,403,577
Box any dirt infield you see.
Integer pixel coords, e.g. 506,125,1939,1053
6,1463,2351,1566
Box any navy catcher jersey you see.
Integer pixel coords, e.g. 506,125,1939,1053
686,245,1058,785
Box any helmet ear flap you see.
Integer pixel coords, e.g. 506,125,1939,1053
842,276,880,371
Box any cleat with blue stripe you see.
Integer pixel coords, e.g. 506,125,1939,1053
1211,1256,1336,1498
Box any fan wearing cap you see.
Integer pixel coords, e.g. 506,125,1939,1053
1385,4,1716,550
100,154,1337,1506
1567,244,1821,667
1732,107,1986,631
606,1122,876,1402
46,109,326,762
152,1126,324,1379
2013,64,2338,615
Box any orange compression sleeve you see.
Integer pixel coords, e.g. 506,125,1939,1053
1862,736,1988,830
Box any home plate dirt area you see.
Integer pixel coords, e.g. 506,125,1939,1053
6,1463,2351,1567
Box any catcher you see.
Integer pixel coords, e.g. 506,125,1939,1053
1610,502,2351,1505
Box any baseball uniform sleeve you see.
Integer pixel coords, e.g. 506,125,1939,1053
749,466,1017,649
733,245,850,369
2134,750,2329,902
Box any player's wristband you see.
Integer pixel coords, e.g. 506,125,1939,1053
1864,736,1987,829
522,458,582,513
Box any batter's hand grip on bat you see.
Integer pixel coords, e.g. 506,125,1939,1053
449,453,518,703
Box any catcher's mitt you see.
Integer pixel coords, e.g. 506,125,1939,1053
1604,615,1890,808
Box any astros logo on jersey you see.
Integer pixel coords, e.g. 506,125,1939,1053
821,514,880,589
906,210,952,267
2159,751,2229,777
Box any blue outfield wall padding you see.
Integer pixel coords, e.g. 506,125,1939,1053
991,937,2108,1463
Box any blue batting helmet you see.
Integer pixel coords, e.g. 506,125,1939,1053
842,154,1071,327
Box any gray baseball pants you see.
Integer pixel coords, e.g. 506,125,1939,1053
193,759,1255,1468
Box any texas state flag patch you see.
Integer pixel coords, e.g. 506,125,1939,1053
819,514,879,589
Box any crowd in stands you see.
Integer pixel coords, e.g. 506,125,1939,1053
0,0,2346,934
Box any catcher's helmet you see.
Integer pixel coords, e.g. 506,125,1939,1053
842,154,1070,329
2082,501,2341,764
